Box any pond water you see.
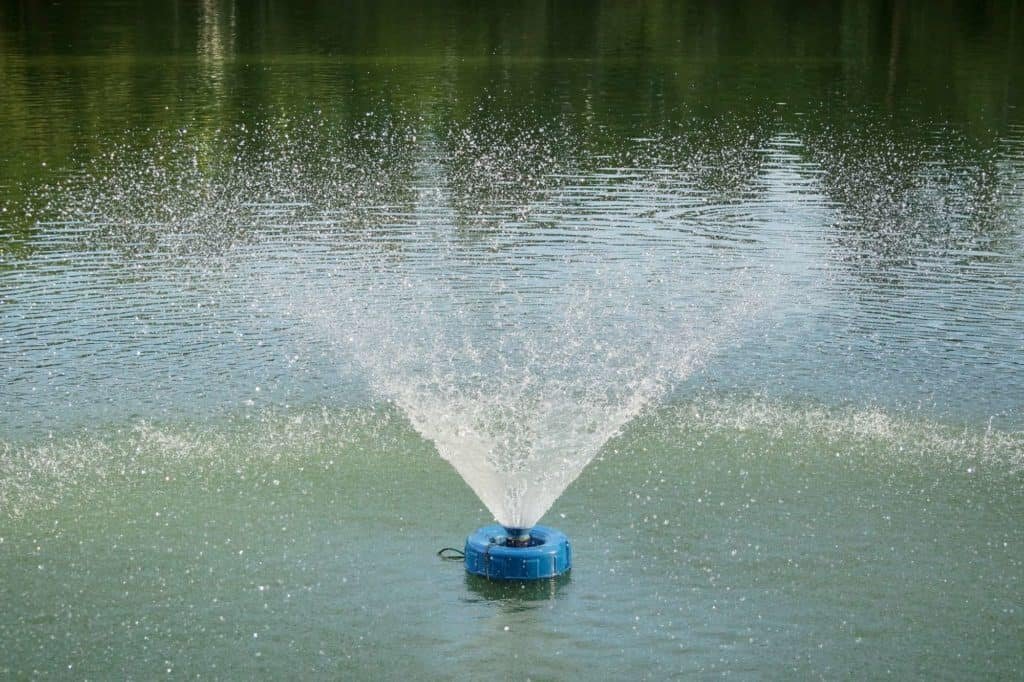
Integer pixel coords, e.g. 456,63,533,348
1,1,1022,678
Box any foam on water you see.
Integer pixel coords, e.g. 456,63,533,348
664,397,1024,475
0,406,399,518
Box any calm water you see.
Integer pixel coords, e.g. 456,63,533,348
2,1,1023,678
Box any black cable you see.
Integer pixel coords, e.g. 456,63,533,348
437,547,465,560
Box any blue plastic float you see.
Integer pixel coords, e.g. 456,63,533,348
464,524,571,580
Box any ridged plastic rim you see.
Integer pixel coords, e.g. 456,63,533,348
464,524,572,580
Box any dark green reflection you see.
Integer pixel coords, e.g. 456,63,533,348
2,0,1022,254
1,0,1021,178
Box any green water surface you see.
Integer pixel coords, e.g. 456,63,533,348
2,2,1023,679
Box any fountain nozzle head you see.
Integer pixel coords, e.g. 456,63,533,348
502,527,532,547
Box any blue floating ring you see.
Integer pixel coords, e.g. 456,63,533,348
464,524,572,580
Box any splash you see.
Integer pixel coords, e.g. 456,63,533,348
7,106,777,526
292,250,768,528
4,395,1018,521
12,108,1018,528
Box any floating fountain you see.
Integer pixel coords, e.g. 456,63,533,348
293,243,766,580
10,114,778,580
464,525,571,580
